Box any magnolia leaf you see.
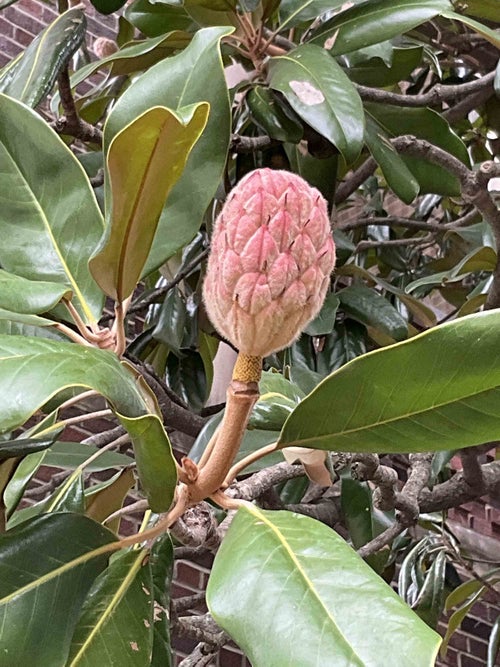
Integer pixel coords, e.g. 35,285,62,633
0,94,104,324
0,8,85,107
104,27,233,275
0,269,72,314
279,310,500,453
207,506,441,666
268,44,364,164
309,0,451,55
0,335,176,511
90,103,208,302
0,514,117,667
67,548,153,666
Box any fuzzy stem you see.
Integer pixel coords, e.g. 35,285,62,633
224,441,278,487
187,380,259,504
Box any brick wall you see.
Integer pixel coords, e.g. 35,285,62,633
1,3,499,664
0,0,117,68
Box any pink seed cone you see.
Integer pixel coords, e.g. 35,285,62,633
203,168,336,357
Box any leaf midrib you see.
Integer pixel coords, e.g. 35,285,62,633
245,505,364,664
283,382,500,447
312,0,446,42
4,150,93,322
68,549,148,665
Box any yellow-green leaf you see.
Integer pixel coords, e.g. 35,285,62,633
90,104,208,302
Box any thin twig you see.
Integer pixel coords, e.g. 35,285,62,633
54,68,103,145
355,71,495,108
357,522,407,559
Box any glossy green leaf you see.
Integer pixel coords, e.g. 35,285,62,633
364,102,469,196
247,86,303,143
0,513,116,667
285,144,338,204
68,548,153,666
43,441,134,471
488,615,500,667
65,32,192,87
341,475,391,572
412,550,447,629
338,284,408,341
124,0,193,37
279,309,500,453
337,264,437,327
346,45,424,87
309,0,451,55
207,506,441,666
0,309,56,328
0,269,72,314
0,336,147,433
184,1,237,25
118,413,177,512
85,468,136,532
364,116,420,204
406,246,497,293
188,0,236,9
304,293,339,336
441,587,485,656
105,27,232,275
269,44,364,164
459,0,500,21
148,534,173,666
278,0,351,28
0,436,55,461
90,104,208,302
250,393,297,431
0,8,85,107
443,10,500,48
445,569,500,611
152,285,187,353
0,94,104,324
0,335,176,511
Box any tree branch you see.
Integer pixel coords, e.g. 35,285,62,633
391,138,500,308
334,157,377,205
355,71,495,108
227,461,305,502
419,460,500,512
338,209,479,234
54,68,103,145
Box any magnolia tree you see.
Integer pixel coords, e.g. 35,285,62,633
0,0,499,665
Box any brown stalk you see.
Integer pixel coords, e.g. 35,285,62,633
187,379,259,505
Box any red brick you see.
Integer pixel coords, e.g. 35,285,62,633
0,16,15,38
0,34,22,58
174,561,202,590
18,0,45,19
466,638,488,661
459,654,487,667
14,26,33,47
3,6,45,35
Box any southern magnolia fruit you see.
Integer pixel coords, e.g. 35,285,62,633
203,168,336,357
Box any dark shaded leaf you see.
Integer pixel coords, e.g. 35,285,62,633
0,8,85,107
0,514,116,667
338,284,408,341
